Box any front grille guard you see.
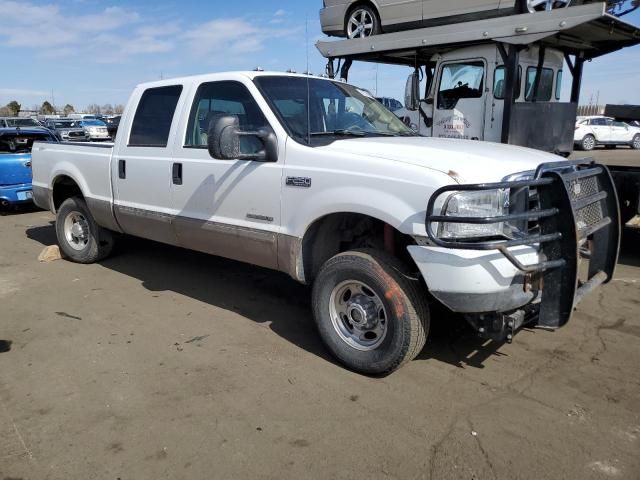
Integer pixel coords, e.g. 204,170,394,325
425,159,621,328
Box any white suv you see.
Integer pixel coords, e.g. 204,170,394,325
574,116,640,151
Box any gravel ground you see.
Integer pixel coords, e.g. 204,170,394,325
1,178,639,479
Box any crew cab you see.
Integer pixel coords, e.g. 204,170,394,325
32,71,620,374
1,127,57,207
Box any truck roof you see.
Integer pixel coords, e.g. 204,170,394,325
316,3,640,66
134,71,333,91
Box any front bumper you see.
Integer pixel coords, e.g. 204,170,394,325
88,134,111,141
419,159,620,333
408,245,538,313
0,182,33,205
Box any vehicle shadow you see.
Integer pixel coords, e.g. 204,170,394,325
0,340,12,353
0,203,42,216
21,224,538,371
415,302,509,369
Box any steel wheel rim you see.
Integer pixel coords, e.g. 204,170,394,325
63,211,90,251
347,9,374,39
584,136,595,150
329,280,388,351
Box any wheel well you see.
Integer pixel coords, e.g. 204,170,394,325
301,213,416,282
345,1,380,28
52,176,83,211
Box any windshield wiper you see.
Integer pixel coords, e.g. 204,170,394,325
309,129,366,137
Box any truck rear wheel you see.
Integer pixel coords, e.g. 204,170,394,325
312,249,429,375
55,196,114,263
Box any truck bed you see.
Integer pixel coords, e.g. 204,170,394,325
31,141,115,215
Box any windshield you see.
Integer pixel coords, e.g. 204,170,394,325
254,76,416,144
5,118,39,127
82,120,106,126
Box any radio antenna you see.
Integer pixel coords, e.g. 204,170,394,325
306,13,311,145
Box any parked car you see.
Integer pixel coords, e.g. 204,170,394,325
103,115,121,139
0,117,44,128
375,97,403,112
320,0,572,38
44,119,90,142
0,127,57,207
574,116,640,150
32,71,619,374
77,119,111,141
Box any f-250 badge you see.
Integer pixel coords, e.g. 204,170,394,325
286,176,312,188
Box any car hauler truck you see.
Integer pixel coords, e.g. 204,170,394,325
316,2,640,157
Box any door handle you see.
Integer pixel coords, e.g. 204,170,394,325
118,159,126,179
172,162,182,185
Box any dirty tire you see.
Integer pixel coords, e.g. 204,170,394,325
631,134,640,150
581,134,596,151
312,249,429,375
55,196,114,264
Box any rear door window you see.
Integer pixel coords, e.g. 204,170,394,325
555,70,562,100
525,67,554,101
493,65,522,99
129,85,183,147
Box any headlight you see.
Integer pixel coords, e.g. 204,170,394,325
438,189,508,239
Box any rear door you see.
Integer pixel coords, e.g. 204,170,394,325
432,59,486,140
589,117,612,142
422,0,501,23
112,85,184,245
379,0,423,29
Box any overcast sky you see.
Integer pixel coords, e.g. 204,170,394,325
0,0,639,111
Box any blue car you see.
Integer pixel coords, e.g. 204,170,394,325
0,127,58,207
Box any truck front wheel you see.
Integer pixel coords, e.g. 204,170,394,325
55,196,114,263
312,249,429,375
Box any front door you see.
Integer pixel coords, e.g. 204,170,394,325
589,117,612,143
432,60,487,140
113,85,184,245
170,80,282,270
611,120,631,143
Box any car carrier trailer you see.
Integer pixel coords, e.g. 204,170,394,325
316,2,640,157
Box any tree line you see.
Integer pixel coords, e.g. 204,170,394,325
0,100,125,117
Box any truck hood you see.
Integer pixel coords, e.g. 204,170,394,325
318,136,564,183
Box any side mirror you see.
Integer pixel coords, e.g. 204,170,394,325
207,114,277,162
404,71,420,111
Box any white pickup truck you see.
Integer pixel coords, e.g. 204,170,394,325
32,71,620,374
